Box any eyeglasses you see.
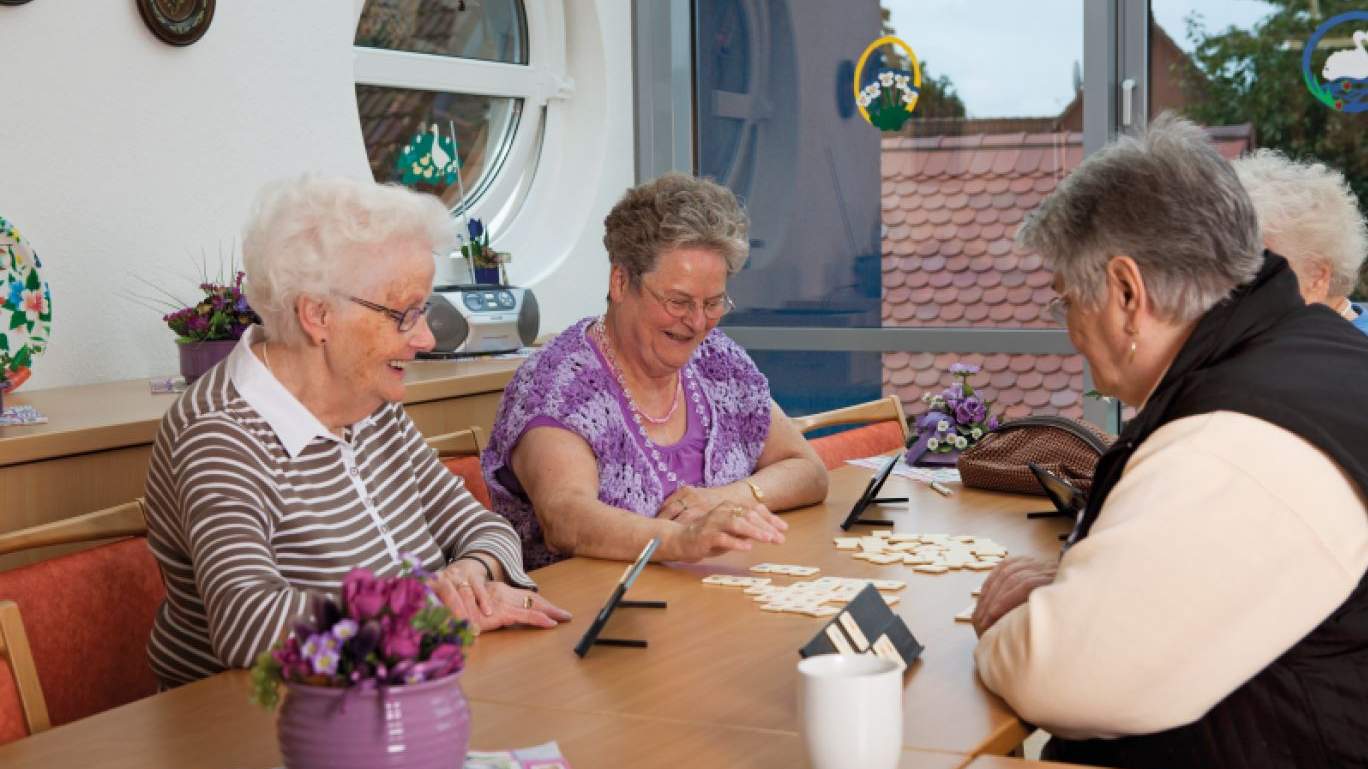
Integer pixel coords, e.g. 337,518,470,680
1046,295,1071,324
639,282,735,320
348,295,431,332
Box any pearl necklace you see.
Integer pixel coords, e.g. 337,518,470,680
593,317,709,485
595,320,681,425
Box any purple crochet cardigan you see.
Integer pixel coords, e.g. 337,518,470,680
482,316,771,569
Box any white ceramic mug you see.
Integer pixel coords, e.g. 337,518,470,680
797,654,903,769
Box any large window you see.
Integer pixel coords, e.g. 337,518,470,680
354,0,564,221
694,1,1090,424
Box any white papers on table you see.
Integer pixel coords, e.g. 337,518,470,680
845,456,960,485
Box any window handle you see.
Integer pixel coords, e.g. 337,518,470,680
1121,78,1137,128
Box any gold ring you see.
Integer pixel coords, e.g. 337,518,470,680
523,594,534,610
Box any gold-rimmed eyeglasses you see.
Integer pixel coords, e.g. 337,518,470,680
348,295,431,332
639,281,735,320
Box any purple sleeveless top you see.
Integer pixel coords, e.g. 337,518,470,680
482,316,771,569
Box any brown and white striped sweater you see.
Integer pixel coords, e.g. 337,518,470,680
144,331,531,688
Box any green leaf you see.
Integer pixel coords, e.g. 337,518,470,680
249,650,283,710
24,269,39,291
9,311,26,329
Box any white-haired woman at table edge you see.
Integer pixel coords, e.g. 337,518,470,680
144,176,569,688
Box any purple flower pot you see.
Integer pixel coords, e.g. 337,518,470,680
277,673,470,769
472,266,501,286
177,339,238,382
913,449,960,468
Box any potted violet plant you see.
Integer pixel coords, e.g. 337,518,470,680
907,362,1000,467
161,270,260,382
251,556,476,769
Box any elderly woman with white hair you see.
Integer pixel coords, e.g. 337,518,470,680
484,173,828,569
970,116,1368,768
1234,148,1368,334
144,176,568,689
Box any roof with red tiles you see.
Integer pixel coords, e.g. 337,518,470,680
881,127,1253,423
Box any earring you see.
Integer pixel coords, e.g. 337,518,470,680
1128,339,1137,362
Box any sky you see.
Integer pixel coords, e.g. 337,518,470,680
882,1,1278,117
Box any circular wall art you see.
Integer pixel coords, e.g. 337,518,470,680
136,0,215,46
0,215,52,395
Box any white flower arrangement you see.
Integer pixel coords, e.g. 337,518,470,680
855,67,920,128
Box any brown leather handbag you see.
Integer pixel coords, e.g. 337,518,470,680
957,415,1113,495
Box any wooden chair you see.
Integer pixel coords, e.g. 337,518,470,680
793,395,911,470
0,599,48,743
0,500,164,745
426,426,493,509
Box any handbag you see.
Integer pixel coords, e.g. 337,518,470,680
956,415,1113,496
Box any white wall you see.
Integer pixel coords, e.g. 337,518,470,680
499,4,631,333
0,0,630,390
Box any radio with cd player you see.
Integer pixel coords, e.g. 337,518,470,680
423,284,539,357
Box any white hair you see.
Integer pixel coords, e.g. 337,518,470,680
1017,113,1263,322
242,175,457,345
1233,149,1368,298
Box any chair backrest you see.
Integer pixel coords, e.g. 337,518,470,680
0,500,148,556
794,396,911,471
426,427,493,509
0,599,49,743
0,500,164,745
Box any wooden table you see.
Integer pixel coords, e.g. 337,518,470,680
0,466,1069,767
462,466,1069,757
0,670,974,769
0,357,522,569
964,755,1094,769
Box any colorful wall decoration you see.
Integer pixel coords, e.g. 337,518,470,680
853,35,922,132
0,215,51,394
394,122,462,191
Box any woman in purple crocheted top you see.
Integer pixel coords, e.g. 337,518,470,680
483,174,829,569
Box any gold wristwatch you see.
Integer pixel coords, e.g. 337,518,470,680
745,479,765,503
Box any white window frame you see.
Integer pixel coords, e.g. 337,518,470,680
352,1,572,236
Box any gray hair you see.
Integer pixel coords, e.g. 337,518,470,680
242,175,457,345
1017,113,1262,322
1233,149,1368,298
602,173,749,284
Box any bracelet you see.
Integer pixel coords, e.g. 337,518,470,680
456,553,495,582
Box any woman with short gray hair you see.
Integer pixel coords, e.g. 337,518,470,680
484,173,828,569
1234,148,1368,334
970,114,1368,767
145,176,569,689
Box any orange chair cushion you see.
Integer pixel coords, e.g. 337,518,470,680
0,537,165,741
441,456,493,510
808,421,906,470
0,657,24,744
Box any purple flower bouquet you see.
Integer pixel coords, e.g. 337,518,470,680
907,363,1000,466
250,557,475,710
163,271,261,344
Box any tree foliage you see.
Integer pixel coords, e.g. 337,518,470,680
1178,1,1367,212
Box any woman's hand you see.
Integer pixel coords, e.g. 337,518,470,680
431,564,571,633
664,501,788,562
971,556,1058,637
659,484,752,524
